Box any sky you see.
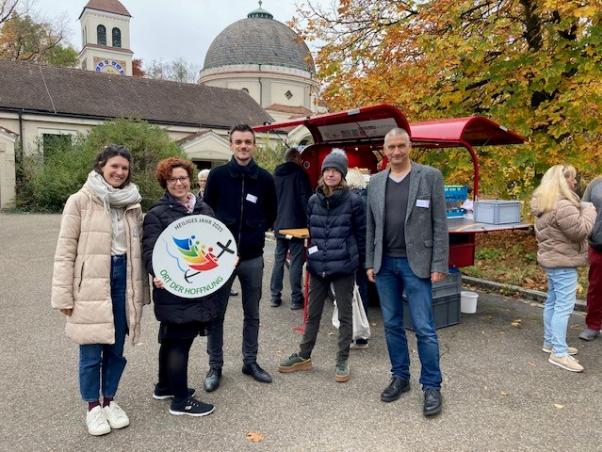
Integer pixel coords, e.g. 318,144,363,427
29,0,327,69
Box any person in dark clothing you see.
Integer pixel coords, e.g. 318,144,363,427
270,147,313,309
278,149,365,383
202,124,278,392
143,157,221,417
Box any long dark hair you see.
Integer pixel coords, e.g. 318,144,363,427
94,144,133,187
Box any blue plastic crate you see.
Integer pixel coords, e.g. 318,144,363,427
444,185,468,203
446,207,466,218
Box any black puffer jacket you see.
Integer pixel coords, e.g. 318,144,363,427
307,187,366,278
203,158,277,261
142,192,225,324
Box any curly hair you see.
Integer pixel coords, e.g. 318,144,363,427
156,157,195,189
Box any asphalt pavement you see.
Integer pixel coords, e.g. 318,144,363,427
1,213,601,451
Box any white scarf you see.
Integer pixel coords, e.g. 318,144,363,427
85,170,142,212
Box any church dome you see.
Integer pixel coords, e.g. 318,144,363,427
203,6,315,73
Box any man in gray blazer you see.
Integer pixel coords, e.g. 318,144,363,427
366,127,449,417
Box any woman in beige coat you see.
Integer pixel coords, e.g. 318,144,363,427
51,144,149,436
531,164,596,373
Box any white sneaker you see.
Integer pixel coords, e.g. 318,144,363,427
86,406,111,436
548,354,584,373
103,401,130,429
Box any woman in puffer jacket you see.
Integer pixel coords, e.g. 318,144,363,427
531,164,596,373
51,144,149,436
143,157,223,418
279,149,365,382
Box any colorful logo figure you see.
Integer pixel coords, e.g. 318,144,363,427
167,235,235,283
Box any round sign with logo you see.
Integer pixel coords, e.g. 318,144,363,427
152,215,237,298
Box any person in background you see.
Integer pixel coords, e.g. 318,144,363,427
143,157,221,417
279,149,365,383
346,167,370,349
202,124,277,392
531,164,596,372
197,168,210,198
579,175,602,341
366,128,448,417
270,147,312,310
51,144,149,436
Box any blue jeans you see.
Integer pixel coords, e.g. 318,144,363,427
79,255,128,402
375,256,442,390
270,237,305,306
206,256,264,367
543,267,578,356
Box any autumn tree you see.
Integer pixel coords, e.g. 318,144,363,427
296,1,602,199
0,2,77,67
132,58,145,77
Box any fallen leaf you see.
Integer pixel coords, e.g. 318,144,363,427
528,362,536,367
500,391,508,396
246,432,265,443
511,319,522,327
553,404,564,409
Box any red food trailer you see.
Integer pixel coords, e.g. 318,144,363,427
254,103,529,269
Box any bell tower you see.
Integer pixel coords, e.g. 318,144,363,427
78,0,133,76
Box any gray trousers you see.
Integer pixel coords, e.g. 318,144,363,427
299,273,354,363
206,256,264,367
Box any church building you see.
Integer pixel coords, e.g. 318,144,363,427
0,0,319,208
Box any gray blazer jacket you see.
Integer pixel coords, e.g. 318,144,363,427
366,163,449,279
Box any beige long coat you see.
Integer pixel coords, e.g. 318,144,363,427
51,185,150,345
531,198,597,268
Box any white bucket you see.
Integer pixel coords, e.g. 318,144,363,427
460,291,478,314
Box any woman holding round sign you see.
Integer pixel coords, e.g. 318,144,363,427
142,157,237,417
51,144,149,436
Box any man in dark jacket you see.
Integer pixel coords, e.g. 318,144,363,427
270,147,312,309
202,124,277,391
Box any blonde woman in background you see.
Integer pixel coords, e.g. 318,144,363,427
531,164,596,372
347,168,371,349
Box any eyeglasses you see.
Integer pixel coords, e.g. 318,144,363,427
167,176,189,184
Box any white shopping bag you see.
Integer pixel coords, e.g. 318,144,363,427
331,284,371,340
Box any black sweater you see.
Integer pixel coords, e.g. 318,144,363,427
203,158,277,261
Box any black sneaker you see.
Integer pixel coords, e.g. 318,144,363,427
153,384,195,400
169,396,215,417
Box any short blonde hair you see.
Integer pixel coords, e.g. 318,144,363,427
532,164,579,212
346,167,367,189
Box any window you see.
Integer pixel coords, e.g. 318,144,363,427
112,27,121,48
285,90,293,100
97,25,107,45
42,134,72,161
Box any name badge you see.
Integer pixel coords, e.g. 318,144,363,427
308,246,318,255
246,194,258,203
416,199,430,208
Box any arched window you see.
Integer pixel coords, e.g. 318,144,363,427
97,25,106,46
112,27,121,48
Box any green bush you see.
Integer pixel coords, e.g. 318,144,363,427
18,119,187,212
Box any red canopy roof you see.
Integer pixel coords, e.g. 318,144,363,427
253,103,410,146
410,116,526,147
